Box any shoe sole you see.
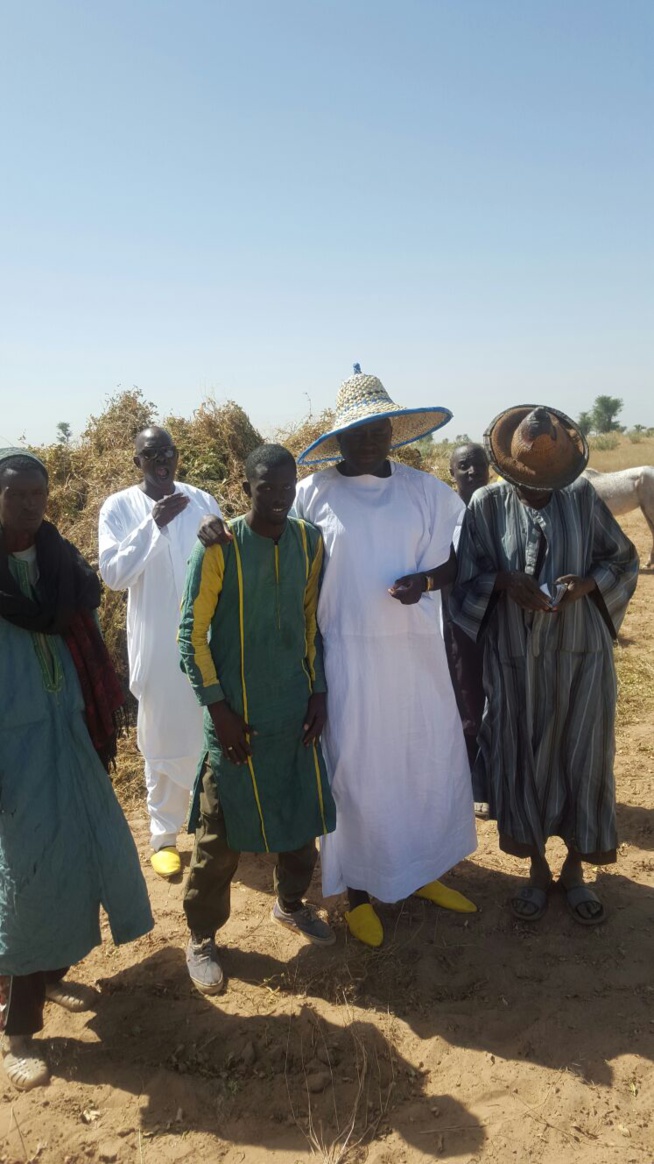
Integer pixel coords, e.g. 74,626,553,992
270,909,336,946
45,996,95,1012
150,866,182,880
188,973,224,996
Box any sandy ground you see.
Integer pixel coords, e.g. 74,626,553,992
2,511,652,1164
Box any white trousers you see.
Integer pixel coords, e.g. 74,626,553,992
144,761,194,851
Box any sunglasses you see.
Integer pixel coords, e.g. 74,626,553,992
139,446,177,462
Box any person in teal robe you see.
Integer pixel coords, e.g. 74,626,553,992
0,449,153,1092
179,444,336,996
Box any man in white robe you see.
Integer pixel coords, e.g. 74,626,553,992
98,427,222,878
293,368,478,946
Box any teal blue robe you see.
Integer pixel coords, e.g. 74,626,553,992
0,555,153,977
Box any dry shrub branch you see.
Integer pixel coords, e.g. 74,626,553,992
30,389,445,684
24,389,448,798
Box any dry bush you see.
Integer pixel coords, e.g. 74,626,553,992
30,389,443,689
165,398,264,515
417,438,457,483
24,391,450,798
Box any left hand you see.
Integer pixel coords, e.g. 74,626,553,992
388,573,425,605
553,574,597,610
198,515,233,548
303,692,327,746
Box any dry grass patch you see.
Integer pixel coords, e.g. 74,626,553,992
615,645,654,730
588,435,654,473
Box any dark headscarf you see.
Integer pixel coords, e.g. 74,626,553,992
0,449,126,769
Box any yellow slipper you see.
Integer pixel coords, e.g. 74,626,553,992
150,847,182,878
345,903,384,948
414,879,477,913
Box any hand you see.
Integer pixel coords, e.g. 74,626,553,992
498,571,553,612
552,574,597,610
198,515,233,548
209,702,253,765
303,692,327,746
152,492,189,528
388,573,426,605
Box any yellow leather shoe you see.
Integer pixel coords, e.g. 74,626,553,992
414,879,477,913
345,903,384,948
150,847,182,879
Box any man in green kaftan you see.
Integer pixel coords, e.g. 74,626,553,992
179,445,336,995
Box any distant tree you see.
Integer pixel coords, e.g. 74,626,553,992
590,395,624,434
56,421,72,446
577,411,593,437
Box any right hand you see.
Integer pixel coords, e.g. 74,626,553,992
498,571,552,612
209,702,253,765
198,515,233,547
152,492,189,528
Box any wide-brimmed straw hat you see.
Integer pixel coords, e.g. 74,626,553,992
484,405,588,491
298,365,452,466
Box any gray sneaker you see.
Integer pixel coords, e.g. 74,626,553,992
186,934,224,995
271,900,336,946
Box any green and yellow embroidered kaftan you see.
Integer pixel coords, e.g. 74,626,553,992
179,516,336,854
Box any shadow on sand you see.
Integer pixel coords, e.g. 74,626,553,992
41,847,653,1160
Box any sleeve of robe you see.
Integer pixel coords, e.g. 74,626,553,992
417,474,465,571
303,529,326,695
449,493,500,644
178,542,226,706
98,496,170,590
586,487,639,636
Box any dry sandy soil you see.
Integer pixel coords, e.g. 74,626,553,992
2,512,653,1164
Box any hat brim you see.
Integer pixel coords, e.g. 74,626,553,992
484,405,588,491
298,406,452,466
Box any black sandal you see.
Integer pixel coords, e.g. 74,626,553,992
510,884,550,922
563,884,606,926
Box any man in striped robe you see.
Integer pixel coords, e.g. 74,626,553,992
451,406,639,925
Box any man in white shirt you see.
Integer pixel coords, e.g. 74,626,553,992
98,427,222,878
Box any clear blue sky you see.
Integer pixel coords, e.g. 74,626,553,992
1,0,652,447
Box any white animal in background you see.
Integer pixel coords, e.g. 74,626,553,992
583,466,654,567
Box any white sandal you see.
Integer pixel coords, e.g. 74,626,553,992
45,980,97,1012
3,1036,50,1091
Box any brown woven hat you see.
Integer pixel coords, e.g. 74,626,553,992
298,365,452,465
484,405,588,491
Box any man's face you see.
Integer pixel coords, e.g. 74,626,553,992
450,444,489,505
0,468,49,539
337,418,393,475
244,462,297,527
134,431,179,495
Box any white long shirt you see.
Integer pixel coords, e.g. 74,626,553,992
98,483,221,783
295,462,476,901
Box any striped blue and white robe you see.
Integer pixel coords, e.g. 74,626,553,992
450,477,639,862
